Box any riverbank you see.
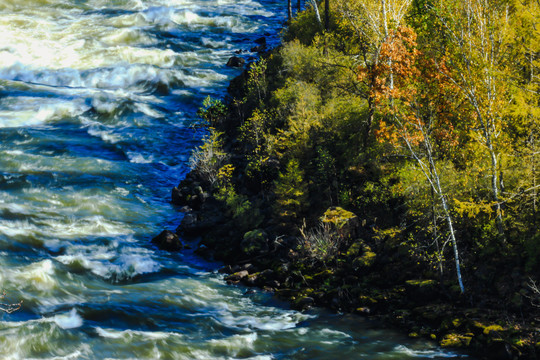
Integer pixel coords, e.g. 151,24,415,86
164,4,539,359
167,66,538,360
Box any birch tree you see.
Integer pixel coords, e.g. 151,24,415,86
431,0,515,240
375,27,465,293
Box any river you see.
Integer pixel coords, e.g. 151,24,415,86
0,0,470,358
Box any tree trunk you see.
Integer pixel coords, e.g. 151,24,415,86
288,0,292,22
297,0,301,12
310,0,323,28
324,0,330,31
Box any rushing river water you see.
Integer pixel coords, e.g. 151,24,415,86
0,0,473,359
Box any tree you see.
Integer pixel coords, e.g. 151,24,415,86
334,0,413,146
431,0,516,240
374,26,465,293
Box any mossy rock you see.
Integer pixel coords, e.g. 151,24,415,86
240,229,269,256
441,317,465,331
440,333,473,348
346,241,364,257
352,250,376,269
483,324,505,336
321,207,359,238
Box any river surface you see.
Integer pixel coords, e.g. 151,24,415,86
0,0,472,359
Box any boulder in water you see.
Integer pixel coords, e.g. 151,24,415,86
254,37,266,45
226,56,245,68
151,230,183,251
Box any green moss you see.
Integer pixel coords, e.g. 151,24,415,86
358,295,378,305
452,318,463,328
440,333,473,348
353,251,376,269
322,207,356,224
405,279,438,287
483,324,504,335
346,241,363,257
511,338,527,347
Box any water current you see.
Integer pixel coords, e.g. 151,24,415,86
0,0,473,358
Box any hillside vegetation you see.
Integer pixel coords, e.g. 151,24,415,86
176,0,540,357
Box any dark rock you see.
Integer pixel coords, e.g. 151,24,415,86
226,56,245,68
250,45,266,53
266,280,280,288
151,230,183,252
254,37,266,45
225,270,249,282
181,212,198,226
296,296,315,309
171,186,185,205
483,341,514,360
259,269,275,281
194,244,211,257
219,265,233,274
241,263,257,273
240,229,269,256
179,205,192,213
244,273,259,286
189,194,203,210
177,211,225,237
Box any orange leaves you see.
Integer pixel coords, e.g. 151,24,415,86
358,25,463,153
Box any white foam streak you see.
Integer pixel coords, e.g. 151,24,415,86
394,345,466,358
53,309,83,329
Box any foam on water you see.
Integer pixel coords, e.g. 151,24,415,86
56,243,161,281
52,309,83,329
394,345,467,358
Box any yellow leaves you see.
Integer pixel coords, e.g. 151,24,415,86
453,198,495,219
217,164,235,189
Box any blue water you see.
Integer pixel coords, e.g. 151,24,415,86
0,0,470,358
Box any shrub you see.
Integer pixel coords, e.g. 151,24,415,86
189,130,227,187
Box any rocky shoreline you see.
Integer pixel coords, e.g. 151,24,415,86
164,168,537,360
151,35,539,360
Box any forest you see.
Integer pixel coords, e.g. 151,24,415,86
178,0,540,357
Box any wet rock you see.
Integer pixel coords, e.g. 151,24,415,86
171,186,183,205
151,230,183,252
259,269,275,281
244,273,259,286
226,56,245,68
250,45,266,53
218,265,233,274
254,37,266,45
241,263,257,273
177,211,225,237
295,296,315,309
194,244,210,256
225,270,249,282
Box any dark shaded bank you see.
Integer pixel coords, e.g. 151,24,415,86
155,47,539,360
